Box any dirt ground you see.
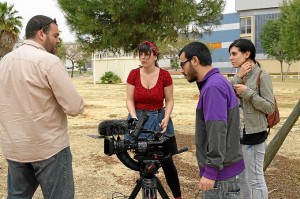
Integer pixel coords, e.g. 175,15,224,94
0,77,299,199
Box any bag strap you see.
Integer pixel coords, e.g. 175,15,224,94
257,70,263,96
257,70,272,133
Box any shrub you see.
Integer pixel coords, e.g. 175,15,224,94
100,71,121,84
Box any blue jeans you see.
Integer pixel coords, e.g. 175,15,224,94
7,147,74,199
201,175,240,199
126,109,175,139
240,142,268,199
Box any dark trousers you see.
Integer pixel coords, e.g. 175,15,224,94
161,156,181,197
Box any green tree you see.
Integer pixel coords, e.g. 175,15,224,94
56,0,225,53
279,0,300,66
157,37,218,70
157,37,195,70
260,19,285,81
0,2,22,59
55,39,67,61
65,43,91,78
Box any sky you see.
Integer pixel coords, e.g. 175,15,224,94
4,0,235,43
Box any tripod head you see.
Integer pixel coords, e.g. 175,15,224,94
140,159,160,177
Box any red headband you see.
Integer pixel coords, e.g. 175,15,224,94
143,40,159,57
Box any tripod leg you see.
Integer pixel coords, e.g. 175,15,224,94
156,178,170,199
128,178,142,199
141,178,158,199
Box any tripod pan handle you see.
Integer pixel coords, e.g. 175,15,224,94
176,147,189,154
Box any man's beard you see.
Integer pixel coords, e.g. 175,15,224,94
185,65,198,83
44,36,56,54
187,74,197,83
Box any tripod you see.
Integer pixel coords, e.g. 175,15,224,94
128,159,169,199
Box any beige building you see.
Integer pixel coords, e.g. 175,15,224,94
92,51,139,84
236,0,299,75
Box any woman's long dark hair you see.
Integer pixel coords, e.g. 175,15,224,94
229,39,261,67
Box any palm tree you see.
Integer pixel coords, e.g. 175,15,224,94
0,2,22,60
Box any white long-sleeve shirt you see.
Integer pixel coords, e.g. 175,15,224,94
0,40,84,162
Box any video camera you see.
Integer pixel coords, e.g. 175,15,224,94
102,114,187,171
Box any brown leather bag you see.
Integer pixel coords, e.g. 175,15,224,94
257,70,280,129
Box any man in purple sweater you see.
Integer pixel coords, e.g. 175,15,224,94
178,41,245,199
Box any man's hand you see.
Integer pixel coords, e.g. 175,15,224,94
199,176,215,191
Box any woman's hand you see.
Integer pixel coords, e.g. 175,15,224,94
238,61,252,78
160,118,169,133
233,84,247,95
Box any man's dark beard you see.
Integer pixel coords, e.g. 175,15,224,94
187,75,197,83
186,66,198,83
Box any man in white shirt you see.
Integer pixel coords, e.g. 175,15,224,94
0,15,84,199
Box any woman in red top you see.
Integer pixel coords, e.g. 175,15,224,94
126,41,182,199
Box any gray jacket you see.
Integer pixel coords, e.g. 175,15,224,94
230,64,275,134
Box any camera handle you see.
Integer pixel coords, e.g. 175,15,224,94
128,160,169,199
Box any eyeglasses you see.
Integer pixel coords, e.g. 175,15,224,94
180,59,191,69
39,18,57,30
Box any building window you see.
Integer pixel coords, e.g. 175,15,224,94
240,16,254,43
240,17,252,34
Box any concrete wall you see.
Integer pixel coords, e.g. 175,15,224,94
92,57,172,84
93,57,140,84
92,57,299,83
258,60,300,74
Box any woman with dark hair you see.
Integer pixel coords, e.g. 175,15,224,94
229,38,275,199
126,41,182,199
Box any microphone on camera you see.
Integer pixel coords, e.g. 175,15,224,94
98,119,129,136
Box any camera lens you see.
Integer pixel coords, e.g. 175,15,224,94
137,141,148,152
